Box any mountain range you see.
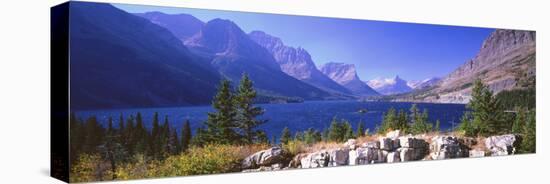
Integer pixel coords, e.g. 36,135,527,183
394,29,536,103
319,63,379,96
248,31,353,96
68,2,535,109
69,2,221,109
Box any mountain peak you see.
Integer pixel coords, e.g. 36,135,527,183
135,11,204,41
366,76,412,95
249,32,353,95
320,62,378,96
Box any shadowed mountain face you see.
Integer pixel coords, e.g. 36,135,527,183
134,11,204,41
248,31,353,95
397,29,536,103
366,76,412,95
69,2,221,109
320,63,379,96
183,19,332,100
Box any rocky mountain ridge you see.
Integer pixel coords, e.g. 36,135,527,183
395,29,535,103
249,31,353,96
320,62,379,96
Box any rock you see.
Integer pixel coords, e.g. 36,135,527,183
430,136,469,160
379,137,399,151
399,136,428,149
300,151,330,168
300,148,349,168
344,139,357,150
350,147,378,165
242,147,285,169
485,134,521,156
289,153,308,168
398,148,414,162
387,151,401,163
376,150,388,163
385,130,403,139
469,150,486,158
328,148,350,166
362,141,380,149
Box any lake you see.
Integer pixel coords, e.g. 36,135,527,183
76,101,467,139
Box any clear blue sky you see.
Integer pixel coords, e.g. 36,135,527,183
114,3,494,81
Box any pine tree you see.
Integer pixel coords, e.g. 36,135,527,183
378,108,397,134
520,109,536,153
304,128,316,144
411,109,432,134
83,116,105,153
458,112,475,137
168,129,180,155
434,119,441,132
204,79,240,144
512,107,526,134
328,117,343,142
343,120,354,140
134,113,148,154
397,109,409,132
322,128,329,142
235,73,266,144
181,120,192,152
468,79,504,136
280,127,291,144
356,121,365,137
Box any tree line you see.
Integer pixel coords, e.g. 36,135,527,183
69,73,268,180
457,79,535,153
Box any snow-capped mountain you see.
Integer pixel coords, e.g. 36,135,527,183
366,76,412,95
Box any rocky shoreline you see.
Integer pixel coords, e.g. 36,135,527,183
241,130,521,172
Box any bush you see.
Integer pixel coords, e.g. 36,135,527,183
283,140,306,156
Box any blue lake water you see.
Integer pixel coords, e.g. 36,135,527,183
76,101,467,139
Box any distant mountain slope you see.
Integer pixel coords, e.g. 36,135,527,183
69,2,221,109
396,29,535,103
320,63,379,96
134,11,204,41
366,76,412,95
248,31,353,95
185,19,332,100
407,77,441,90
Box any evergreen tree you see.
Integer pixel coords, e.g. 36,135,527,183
280,127,291,144
512,107,526,134
468,79,505,136
356,121,365,137
397,109,409,132
458,112,475,137
256,131,269,144
181,120,192,152
134,113,148,154
378,108,397,134
203,80,240,144
434,119,441,132
168,129,180,155
520,109,536,153
322,128,329,142
124,115,135,155
410,109,432,134
82,116,105,153
304,128,316,144
343,120,354,140
328,117,344,142
118,113,124,132
107,117,114,134
235,73,266,144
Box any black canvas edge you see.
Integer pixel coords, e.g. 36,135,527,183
51,1,71,183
